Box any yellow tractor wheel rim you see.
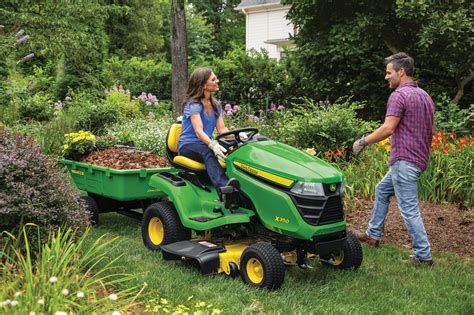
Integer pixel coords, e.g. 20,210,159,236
246,258,264,284
148,217,164,245
331,251,344,266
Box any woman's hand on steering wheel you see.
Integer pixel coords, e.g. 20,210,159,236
216,127,259,147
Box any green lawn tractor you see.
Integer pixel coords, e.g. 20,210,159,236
141,123,362,289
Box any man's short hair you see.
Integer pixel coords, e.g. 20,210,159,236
385,52,414,77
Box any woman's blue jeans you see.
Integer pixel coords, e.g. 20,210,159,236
179,143,228,189
366,160,432,260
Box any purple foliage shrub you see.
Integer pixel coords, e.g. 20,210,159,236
0,129,89,242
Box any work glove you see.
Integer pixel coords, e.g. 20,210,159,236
352,137,368,156
208,140,227,162
239,132,249,141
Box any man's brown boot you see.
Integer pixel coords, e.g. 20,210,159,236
402,255,434,267
352,230,380,247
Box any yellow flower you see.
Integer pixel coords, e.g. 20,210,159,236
63,144,69,149
384,144,390,153
86,135,95,141
72,137,81,143
211,309,222,315
377,138,390,147
195,301,205,308
160,298,169,305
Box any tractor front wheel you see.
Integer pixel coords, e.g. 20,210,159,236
320,231,363,270
142,201,191,251
240,242,285,290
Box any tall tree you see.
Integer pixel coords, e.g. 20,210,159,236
0,1,111,97
105,0,168,59
189,0,245,57
170,0,188,114
285,0,473,118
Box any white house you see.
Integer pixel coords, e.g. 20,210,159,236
235,0,294,60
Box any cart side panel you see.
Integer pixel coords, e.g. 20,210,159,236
61,159,170,201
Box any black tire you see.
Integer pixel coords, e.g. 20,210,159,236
240,242,285,290
81,196,99,225
141,201,191,251
320,231,363,270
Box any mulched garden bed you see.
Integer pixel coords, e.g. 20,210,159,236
81,147,171,169
347,199,473,258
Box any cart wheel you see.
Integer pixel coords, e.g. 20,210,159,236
81,196,99,225
240,242,285,290
142,201,191,251
320,231,363,270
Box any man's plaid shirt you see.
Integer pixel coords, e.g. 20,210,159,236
386,81,435,171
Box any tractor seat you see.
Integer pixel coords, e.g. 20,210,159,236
167,123,226,171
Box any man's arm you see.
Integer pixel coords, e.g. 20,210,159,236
364,115,401,144
353,115,400,156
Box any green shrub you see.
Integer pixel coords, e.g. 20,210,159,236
106,116,173,156
261,97,377,153
0,129,89,244
102,56,172,100
65,91,120,135
18,92,55,122
434,94,472,135
210,47,308,107
103,88,142,119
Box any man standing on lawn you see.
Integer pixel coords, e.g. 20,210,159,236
352,52,435,266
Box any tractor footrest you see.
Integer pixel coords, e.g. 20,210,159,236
190,216,221,222
161,240,225,275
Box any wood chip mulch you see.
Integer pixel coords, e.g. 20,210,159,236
347,198,473,258
80,147,171,169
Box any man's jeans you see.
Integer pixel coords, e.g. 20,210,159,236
366,160,432,260
179,143,228,188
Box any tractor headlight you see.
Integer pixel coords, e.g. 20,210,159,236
290,181,325,196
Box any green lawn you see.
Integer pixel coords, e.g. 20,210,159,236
85,213,474,314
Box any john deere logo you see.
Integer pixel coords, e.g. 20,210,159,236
329,184,337,192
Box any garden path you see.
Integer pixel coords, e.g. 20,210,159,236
348,199,473,257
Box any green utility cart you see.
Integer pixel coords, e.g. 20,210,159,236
61,159,172,224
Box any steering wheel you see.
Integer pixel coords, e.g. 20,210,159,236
216,127,259,147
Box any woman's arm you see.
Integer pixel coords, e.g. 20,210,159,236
190,114,212,145
216,115,229,135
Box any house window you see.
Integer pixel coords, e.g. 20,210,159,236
280,50,286,59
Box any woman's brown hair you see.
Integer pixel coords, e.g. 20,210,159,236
182,67,219,117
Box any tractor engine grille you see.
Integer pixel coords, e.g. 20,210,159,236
290,195,344,226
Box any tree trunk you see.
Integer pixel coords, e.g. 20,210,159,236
171,0,188,115
452,70,473,104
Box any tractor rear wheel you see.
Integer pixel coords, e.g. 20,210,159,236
142,201,191,251
240,242,285,290
81,195,99,225
320,231,363,270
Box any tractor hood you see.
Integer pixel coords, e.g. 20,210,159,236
229,140,343,186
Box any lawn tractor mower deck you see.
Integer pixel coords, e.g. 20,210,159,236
141,124,363,290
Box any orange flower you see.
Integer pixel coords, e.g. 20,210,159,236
335,147,345,158
442,145,450,154
449,132,455,139
458,137,467,146
324,149,334,158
